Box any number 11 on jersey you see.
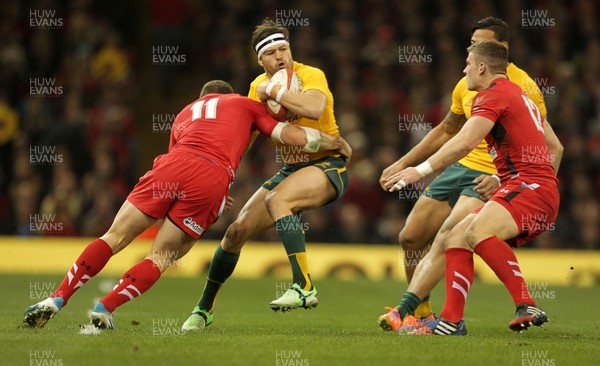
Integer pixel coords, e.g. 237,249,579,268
191,98,219,121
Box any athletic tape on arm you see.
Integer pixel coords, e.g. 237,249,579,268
271,122,288,144
299,126,321,152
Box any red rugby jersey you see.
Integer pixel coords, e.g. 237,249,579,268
168,94,278,177
471,77,557,185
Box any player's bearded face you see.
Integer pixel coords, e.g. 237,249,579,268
259,44,293,76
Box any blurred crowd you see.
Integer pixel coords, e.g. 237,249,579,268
0,0,138,237
1,0,598,249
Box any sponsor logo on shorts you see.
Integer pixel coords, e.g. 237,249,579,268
315,161,331,168
183,217,204,235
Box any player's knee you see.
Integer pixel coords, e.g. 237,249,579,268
263,190,288,216
263,190,277,211
444,226,464,250
464,224,482,249
101,228,133,254
398,226,427,251
429,232,447,255
222,220,249,251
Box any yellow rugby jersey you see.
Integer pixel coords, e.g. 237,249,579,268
451,63,547,174
249,61,339,163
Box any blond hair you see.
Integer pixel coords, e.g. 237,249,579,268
467,40,509,75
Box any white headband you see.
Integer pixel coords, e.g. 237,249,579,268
255,33,289,60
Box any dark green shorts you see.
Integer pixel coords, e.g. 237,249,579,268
422,162,491,207
262,156,349,200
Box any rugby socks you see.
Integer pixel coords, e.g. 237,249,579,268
474,236,536,306
395,292,421,319
275,214,312,291
51,238,113,305
100,259,161,313
440,248,474,323
198,246,240,312
414,294,432,318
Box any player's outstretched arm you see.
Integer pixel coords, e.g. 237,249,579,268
379,110,466,190
384,115,493,192
542,119,563,174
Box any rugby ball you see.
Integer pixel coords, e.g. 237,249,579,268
265,69,302,121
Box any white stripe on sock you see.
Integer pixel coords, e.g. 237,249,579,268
67,264,77,285
452,281,468,301
118,289,134,300
127,285,141,296
113,279,123,291
454,271,471,290
74,274,91,289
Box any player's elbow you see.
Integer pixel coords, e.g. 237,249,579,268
550,143,564,170
546,137,564,163
553,141,564,156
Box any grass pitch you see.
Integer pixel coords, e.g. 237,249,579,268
1,274,598,366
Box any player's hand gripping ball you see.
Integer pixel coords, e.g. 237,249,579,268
265,69,302,121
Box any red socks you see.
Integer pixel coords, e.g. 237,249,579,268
49,239,162,313
474,236,535,306
440,248,474,322
100,259,161,313
441,237,535,322
51,238,113,305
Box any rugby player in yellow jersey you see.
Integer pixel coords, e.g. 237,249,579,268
182,18,351,330
377,17,563,332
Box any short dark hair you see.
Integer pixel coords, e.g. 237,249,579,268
251,18,290,52
199,80,234,97
467,40,509,75
472,17,509,42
